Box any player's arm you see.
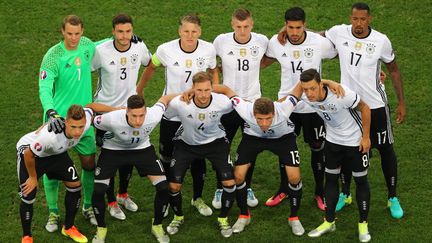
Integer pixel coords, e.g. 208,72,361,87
22,148,38,196
355,99,371,153
136,57,159,96
158,94,179,107
212,84,237,98
260,55,276,69
85,103,124,113
321,79,345,97
208,67,220,85
385,60,405,123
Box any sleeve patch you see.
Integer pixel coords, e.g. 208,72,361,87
40,70,47,80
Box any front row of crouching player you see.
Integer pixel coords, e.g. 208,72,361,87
17,69,373,243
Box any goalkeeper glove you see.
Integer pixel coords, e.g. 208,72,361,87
46,109,65,134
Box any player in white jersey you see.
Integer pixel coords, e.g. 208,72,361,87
298,69,372,243
163,72,236,238
136,14,217,216
17,105,106,243
91,94,176,243
323,2,405,219
211,8,269,209
208,83,308,236
92,14,152,221
260,7,337,210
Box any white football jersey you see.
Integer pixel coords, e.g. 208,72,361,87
213,32,269,101
17,108,93,157
164,94,232,145
93,103,165,150
325,24,395,109
266,31,337,113
230,96,297,138
302,86,363,146
154,39,217,95
92,37,151,107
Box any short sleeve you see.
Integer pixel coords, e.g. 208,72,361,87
380,36,395,64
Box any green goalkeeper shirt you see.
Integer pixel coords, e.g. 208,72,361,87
39,36,95,121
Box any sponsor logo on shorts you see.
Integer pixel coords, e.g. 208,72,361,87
170,159,176,168
95,167,101,176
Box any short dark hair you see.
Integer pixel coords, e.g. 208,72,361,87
253,97,274,115
232,8,252,21
127,95,145,109
67,105,85,120
179,14,201,26
284,7,306,22
62,15,83,29
352,2,370,14
192,71,212,85
300,68,321,83
112,13,133,28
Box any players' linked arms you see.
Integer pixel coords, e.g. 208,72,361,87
212,85,236,98
322,79,345,98
356,100,371,153
22,148,38,196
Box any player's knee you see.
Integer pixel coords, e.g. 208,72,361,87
80,154,96,170
169,182,182,193
64,180,81,188
154,178,169,193
93,182,109,196
160,154,172,164
309,141,325,151
288,173,301,184
19,188,37,205
221,179,236,188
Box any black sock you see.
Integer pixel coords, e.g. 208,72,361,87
106,177,116,203
64,186,81,229
288,181,303,218
340,164,352,196
20,201,33,236
245,162,255,188
119,164,133,194
191,159,206,200
220,185,236,218
354,175,370,222
92,183,108,227
169,191,183,216
279,162,289,193
311,148,325,197
236,182,248,215
154,180,169,225
378,145,398,198
324,172,339,222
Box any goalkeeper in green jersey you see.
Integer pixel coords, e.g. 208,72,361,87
38,15,97,232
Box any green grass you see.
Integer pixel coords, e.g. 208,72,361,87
1,0,431,242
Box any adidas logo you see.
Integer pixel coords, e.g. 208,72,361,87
109,61,115,65
65,63,71,68
343,42,348,46
228,51,234,55
187,114,193,119
174,62,179,66
282,53,287,57
120,131,127,135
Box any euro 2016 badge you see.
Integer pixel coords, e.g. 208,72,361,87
293,50,300,59
75,57,81,67
198,113,205,121
355,42,362,51
239,48,247,57
186,59,192,68
120,57,127,66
